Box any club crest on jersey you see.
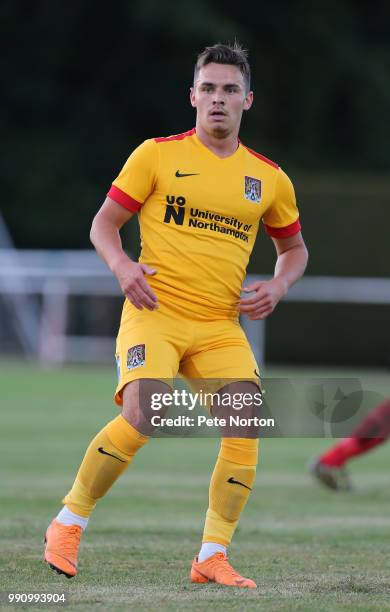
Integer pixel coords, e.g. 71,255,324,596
127,344,145,370
244,176,261,203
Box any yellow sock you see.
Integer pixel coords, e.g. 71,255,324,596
202,438,259,546
63,415,149,517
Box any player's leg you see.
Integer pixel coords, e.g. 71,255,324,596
44,302,182,577
181,321,260,587
61,379,170,518
190,382,259,588
311,398,390,491
44,379,170,578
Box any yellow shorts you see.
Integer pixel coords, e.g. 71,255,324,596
114,299,259,405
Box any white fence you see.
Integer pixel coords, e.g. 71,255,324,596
1,249,390,365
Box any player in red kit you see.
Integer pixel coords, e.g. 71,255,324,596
311,399,390,490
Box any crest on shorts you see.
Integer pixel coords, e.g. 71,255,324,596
127,344,145,370
244,176,261,203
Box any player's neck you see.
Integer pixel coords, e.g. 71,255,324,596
195,124,240,159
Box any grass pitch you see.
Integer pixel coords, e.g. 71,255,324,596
1,361,390,611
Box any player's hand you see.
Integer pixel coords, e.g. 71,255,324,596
114,259,159,311
238,278,287,320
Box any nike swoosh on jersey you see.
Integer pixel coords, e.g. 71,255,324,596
175,170,200,177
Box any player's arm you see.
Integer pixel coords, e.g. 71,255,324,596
240,166,308,320
90,197,158,310
239,232,308,320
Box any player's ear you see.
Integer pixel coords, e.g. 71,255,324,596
243,91,254,111
190,86,197,108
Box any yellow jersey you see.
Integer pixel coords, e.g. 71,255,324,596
108,128,301,320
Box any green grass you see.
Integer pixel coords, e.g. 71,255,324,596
1,361,390,611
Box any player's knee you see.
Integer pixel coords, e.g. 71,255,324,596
212,381,262,439
121,379,172,436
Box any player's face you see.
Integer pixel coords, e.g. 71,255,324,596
190,63,253,139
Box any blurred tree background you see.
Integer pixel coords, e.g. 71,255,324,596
1,0,389,363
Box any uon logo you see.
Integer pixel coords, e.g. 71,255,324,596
164,195,186,225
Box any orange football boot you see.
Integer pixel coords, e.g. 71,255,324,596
44,519,82,578
190,552,257,588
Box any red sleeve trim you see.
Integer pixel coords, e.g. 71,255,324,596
264,218,301,238
155,128,196,143
242,145,279,169
107,185,142,212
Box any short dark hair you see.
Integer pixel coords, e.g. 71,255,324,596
194,42,251,92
